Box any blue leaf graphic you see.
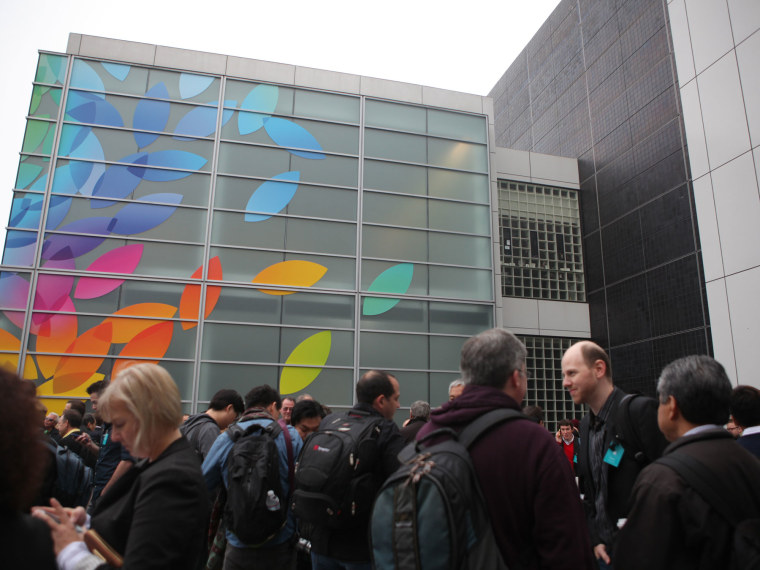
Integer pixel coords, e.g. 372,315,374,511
264,117,325,159
245,171,300,222
173,106,218,139
90,165,142,207
134,83,170,148
238,111,266,136
179,74,215,99
241,84,279,113
47,195,72,229
70,60,105,94
102,62,131,81
109,193,182,235
16,163,44,189
67,91,124,127
9,196,43,229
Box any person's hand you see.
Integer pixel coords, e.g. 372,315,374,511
594,543,611,564
555,429,562,443
76,432,99,454
33,504,87,527
33,498,85,555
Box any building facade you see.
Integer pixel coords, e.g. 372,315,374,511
2,35,589,424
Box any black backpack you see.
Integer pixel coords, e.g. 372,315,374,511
224,415,288,546
370,408,528,570
291,409,384,530
47,439,93,508
657,452,760,570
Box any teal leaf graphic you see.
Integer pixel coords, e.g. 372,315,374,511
363,263,414,316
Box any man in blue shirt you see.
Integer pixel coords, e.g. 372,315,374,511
203,385,302,570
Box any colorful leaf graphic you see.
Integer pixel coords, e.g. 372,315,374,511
238,84,278,135
363,263,414,316
179,74,214,99
47,196,72,230
35,298,78,378
245,171,300,222
112,321,174,376
16,162,44,189
102,303,178,343
108,193,182,235
134,83,170,148
252,260,327,295
22,120,51,153
74,244,144,299
0,272,30,311
9,195,44,229
280,331,331,394
0,328,20,351
52,322,113,393
90,164,142,207
66,90,124,127
70,60,105,93
102,62,130,81
179,257,222,330
3,232,37,266
59,125,105,163
264,117,325,159
41,216,112,261
174,106,218,139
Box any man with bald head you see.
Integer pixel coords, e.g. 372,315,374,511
562,341,667,569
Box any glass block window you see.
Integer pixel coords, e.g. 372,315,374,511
499,181,586,301
519,335,586,432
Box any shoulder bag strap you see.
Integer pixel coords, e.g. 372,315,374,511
277,419,295,496
459,408,528,449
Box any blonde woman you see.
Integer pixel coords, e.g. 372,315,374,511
35,363,209,569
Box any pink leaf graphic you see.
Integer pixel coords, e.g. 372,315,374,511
74,244,144,299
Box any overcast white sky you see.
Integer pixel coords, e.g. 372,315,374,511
0,0,560,249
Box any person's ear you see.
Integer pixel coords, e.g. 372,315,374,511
593,359,606,379
666,395,680,422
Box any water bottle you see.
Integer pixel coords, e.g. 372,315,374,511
265,490,280,511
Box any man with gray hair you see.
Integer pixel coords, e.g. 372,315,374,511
399,400,430,443
616,355,760,569
418,328,594,569
448,379,466,401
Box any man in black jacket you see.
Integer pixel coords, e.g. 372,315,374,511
181,388,243,461
616,355,760,569
562,341,667,569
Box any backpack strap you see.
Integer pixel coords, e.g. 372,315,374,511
278,419,295,497
656,452,740,526
458,408,531,449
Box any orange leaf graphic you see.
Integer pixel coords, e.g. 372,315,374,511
179,257,222,330
53,322,113,393
102,303,178,343
111,321,174,376
251,260,327,295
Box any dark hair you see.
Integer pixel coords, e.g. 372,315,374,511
292,400,326,426
356,370,396,405
657,355,731,426
244,385,281,410
66,399,86,416
62,408,83,429
460,328,527,388
82,413,96,427
522,405,544,422
209,389,244,414
558,418,573,428
730,385,760,428
87,380,107,396
0,367,46,511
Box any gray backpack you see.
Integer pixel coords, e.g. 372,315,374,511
371,408,528,569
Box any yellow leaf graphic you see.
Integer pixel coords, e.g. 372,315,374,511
252,260,327,295
280,331,331,394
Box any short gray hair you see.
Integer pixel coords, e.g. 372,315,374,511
657,355,731,426
410,400,430,420
460,328,527,389
448,379,466,392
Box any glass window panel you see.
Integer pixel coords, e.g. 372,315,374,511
54,278,187,316
362,226,427,262
15,155,51,191
3,230,38,266
22,119,56,155
280,328,353,366
427,139,488,172
430,335,467,370
225,81,295,116
222,114,359,154
199,363,280,400
281,293,355,328
429,200,491,234
36,53,67,86
429,233,492,267
49,194,206,242
363,160,426,195
208,285,282,324
361,260,428,296
360,332,428,369
293,90,360,123
71,59,150,97
9,191,44,231
428,266,493,300
427,109,487,143
217,175,358,221
210,247,356,290
363,193,427,228
365,100,426,133
30,86,62,119
428,169,490,202
360,299,427,332
281,368,355,407
218,142,357,187
0,271,31,310
365,129,426,163
65,91,220,139
429,302,493,335
58,125,214,169
148,69,221,104
202,323,280,363
285,218,356,256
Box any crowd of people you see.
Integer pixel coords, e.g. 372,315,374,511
2,327,760,569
